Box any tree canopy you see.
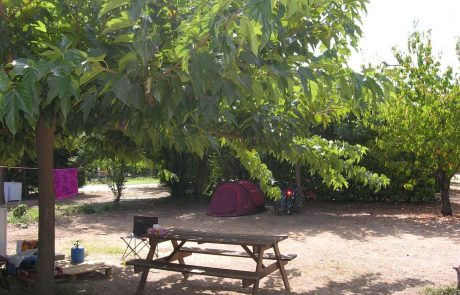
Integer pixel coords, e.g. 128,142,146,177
1,0,388,195
371,31,460,215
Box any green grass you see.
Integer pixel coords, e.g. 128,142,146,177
62,242,124,257
424,285,459,295
125,177,159,185
88,177,160,185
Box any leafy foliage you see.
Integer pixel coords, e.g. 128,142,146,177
1,0,388,200
370,31,460,214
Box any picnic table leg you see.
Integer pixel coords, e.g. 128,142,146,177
274,243,291,292
251,246,265,295
171,240,189,280
135,240,158,295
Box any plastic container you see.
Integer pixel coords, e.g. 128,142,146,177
71,245,84,264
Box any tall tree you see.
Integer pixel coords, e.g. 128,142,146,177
1,0,390,292
373,31,460,215
0,1,107,293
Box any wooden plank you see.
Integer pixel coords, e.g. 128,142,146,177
136,241,158,295
251,244,265,294
243,261,288,288
274,243,291,292
180,247,297,261
156,251,192,263
143,229,287,246
126,259,264,281
61,262,109,276
171,240,189,280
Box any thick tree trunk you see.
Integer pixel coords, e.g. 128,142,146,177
438,170,452,216
36,115,55,295
0,167,4,205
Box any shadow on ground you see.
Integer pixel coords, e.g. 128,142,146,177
4,264,433,295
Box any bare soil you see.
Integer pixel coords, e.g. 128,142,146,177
5,184,460,295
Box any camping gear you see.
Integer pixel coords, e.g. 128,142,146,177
71,241,84,264
147,224,168,237
207,180,265,217
54,168,79,200
120,216,158,260
275,183,302,215
17,240,38,254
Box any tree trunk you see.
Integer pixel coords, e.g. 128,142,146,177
438,170,452,216
295,162,303,192
0,167,4,205
194,154,209,196
36,115,55,295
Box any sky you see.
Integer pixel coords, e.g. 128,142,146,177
348,0,460,70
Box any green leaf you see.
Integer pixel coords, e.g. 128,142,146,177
112,33,133,44
101,13,132,35
87,54,106,63
80,67,104,85
112,76,132,106
79,93,97,121
34,20,47,33
240,17,259,56
313,113,322,123
118,51,137,72
98,0,130,18
60,93,71,120
4,91,19,134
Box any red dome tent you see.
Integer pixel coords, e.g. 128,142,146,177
207,180,265,216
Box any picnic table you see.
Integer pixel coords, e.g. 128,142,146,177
126,228,297,295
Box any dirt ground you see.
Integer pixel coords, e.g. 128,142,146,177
4,184,460,295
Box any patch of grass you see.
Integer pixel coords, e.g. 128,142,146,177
83,243,123,256
125,177,160,185
424,285,459,295
7,203,39,226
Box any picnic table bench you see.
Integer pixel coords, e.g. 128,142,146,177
126,228,296,295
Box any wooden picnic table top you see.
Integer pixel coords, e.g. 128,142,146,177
143,228,288,246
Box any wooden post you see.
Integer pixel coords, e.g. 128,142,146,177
36,115,55,295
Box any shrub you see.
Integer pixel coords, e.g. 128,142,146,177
424,285,459,295
12,203,28,218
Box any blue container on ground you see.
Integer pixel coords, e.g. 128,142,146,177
71,246,84,264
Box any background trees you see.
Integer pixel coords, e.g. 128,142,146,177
369,31,460,215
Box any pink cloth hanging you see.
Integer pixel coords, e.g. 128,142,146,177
54,168,78,200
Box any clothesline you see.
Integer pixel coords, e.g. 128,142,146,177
0,166,83,170
0,166,38,170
